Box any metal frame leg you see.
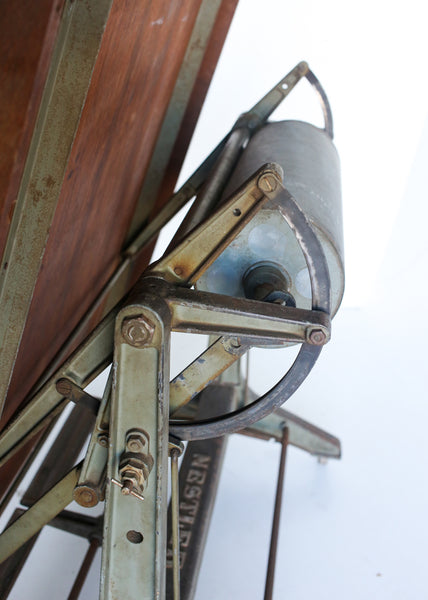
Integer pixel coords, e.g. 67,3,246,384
100,299,171,599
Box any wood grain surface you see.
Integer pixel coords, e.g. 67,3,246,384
0,0,238,496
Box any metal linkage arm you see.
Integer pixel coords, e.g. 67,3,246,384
149,164,280,285
101,300,171,599
234,61,309,132
166,286,330,344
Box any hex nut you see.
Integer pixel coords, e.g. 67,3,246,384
307,328,327,346
121,316,155,347
119,466,146,492
126,433,147,453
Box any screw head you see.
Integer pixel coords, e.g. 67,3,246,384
258,173,278,193
121,316,154,347
97,432,109,448
307,328,327,346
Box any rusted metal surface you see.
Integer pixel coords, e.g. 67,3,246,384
233,61,309,133
12,0,240,406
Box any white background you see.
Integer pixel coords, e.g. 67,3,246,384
4,1,428,598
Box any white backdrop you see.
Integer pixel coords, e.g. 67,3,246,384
4,1,428,598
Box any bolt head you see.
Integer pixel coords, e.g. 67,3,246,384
73,485,99,508
97,432,109,448
308,328,327,346
258,173,278,193
121,316,154,347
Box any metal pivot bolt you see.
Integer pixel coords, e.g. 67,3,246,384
73,484,99,508
307,328,327,346
258,173,279,193
121,316,155,347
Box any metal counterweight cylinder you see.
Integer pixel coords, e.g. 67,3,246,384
196,120,345,316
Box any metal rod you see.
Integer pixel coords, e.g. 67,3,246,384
166,127,249,252
0,415,58,518
22,403,95,507
264,426,289,600
67,537,100,600
305,69,334,139
170,449,181,600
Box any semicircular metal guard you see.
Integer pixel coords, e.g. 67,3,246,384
169,177,331,441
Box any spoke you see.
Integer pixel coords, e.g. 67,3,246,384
169,337,249,415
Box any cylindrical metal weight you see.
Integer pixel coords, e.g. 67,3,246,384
196,121,344,316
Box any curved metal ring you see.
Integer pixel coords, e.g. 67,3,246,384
169,183,331,441
305,69,334,139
